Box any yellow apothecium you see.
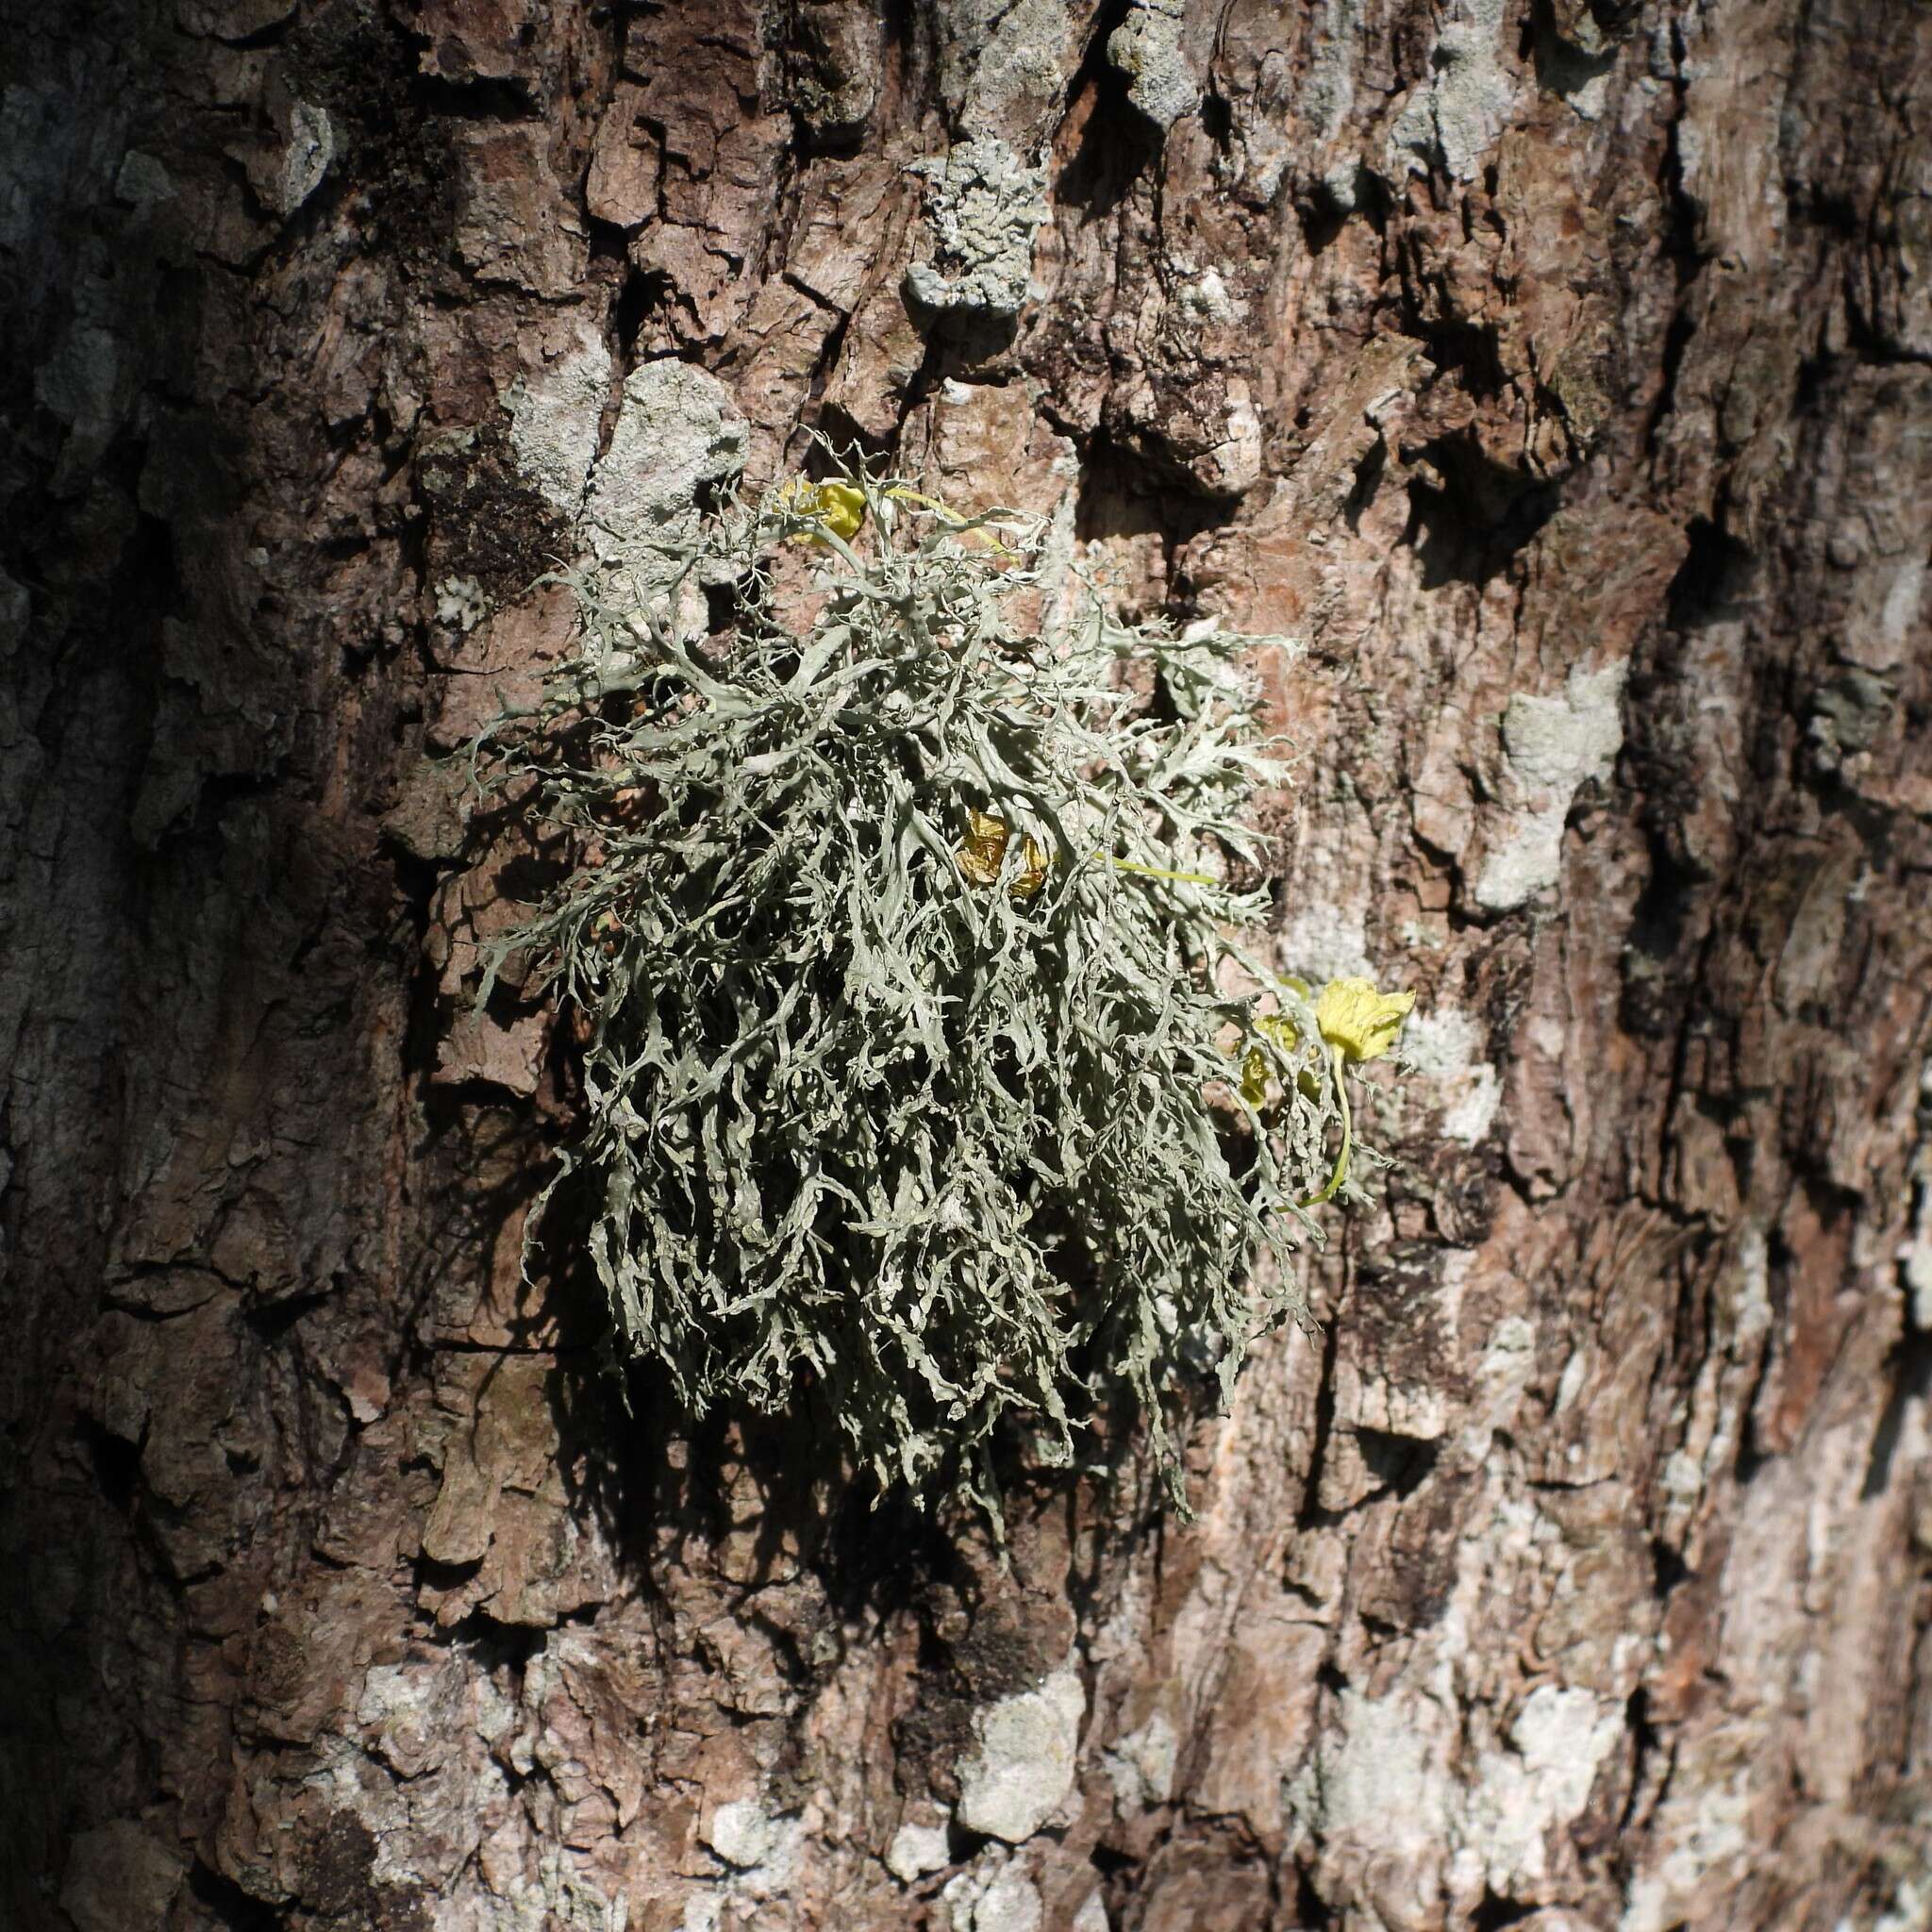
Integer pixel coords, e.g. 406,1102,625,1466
1314,976,1415,1064
780,474,1024,557
1240,1012,1301,1108
1306,974,1414,1197
1239,976,1311,1108
957,809,1050,901
781,478,868,546
1251,974,1414,1208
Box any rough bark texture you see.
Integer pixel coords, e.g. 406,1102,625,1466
7,2,1932,1929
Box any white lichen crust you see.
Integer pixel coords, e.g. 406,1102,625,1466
955,1669,1085,1842
1107,0,1195,132
904,137,1049,323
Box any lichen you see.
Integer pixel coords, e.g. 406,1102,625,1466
1464,1684,1621,1892
704,1799,778,1870
1101,1707,1179,1807
904,137,1048,324
955,1668,1084,1841
275,99,335,216
1107,0,1194,133
1401,1006,1501,1146
784,0,882,142
505,325,613,519
473,458,1393,1517
114,148,175,207
886,1817,954,1883
932,0,1073,145
503,345,750,587
1474,659,1626,912
582,358,748,567
941,1853,1044,1932
1387,0,1519,184
1301,0,1369,207
433,575,490,633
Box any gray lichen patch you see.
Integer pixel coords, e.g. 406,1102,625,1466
703,1798,779,1870
885,1816,953,1883
1287,1678,1623,1907
114,148,176,208
904,137,1048,324
1463,1685,1623,1894
433,575,490,633
932,0,1074,147
1474,659,1626,912
504,323,613,519
226,87,336,222
508,342,749,577
1399,1004,1502,1146
954,1668,1084,1842
583,358,748,567
1807,665,1892,772
941,1850,1045,1932
275,99,335,215
1108,0,1194,133
35,322,134,493
784,0,883,143
1388,0,1519,183
1101,1706,1179,1807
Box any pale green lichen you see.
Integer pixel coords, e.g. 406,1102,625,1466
931,0,1073,145
504,323,613,518
904,137,1047,323
1108,0,1194,133
275,100,335,216
782,0,883,142
1387,0,1518,184
583,360,748,567
1474,659,1626,912
474,460,1387,1517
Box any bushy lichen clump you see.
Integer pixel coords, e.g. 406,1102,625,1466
475,466,1372,1514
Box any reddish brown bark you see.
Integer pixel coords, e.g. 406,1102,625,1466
6,2,1932,1929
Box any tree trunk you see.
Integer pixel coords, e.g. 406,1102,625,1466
8,2,1932,1928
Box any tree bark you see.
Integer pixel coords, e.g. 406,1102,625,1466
7,2,1932,1929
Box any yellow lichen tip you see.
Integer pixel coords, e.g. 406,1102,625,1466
1106,854,1219,886
1314,976,1415,1064
1238,1045,1268,1109
884,484,1019,556
1239,1012,1301,1108
1237,978,1314,1108
781,477,867,546
957,808,1049,901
